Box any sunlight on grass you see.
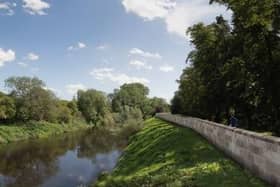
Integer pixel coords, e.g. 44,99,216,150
94,118,267,187
0,122,89,144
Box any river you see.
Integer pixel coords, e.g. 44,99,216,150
0,128,127,187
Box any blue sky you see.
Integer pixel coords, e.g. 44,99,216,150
0,0,230,101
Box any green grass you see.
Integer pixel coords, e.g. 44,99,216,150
0,121,89,144
94,118,267,187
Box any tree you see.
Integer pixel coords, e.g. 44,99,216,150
5,77,57,122
111,83,149,114
17,87,57,121
0,92,16,121
172,0,280,134
55,100,73,124
77,89,109,124
67,99,83,121
144,97,170,116
5,76,45,98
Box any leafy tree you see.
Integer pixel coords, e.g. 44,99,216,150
17,87,57,121
67,99,83,120
5,76,45,97
144,97,170,116
5,77,57,122
55,100,73,124
0,92,16,120
77,89,109,124
172,0,280,134
111,83,149,114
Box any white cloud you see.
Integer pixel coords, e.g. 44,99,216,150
78,42,86,49
23,0,50,15
68,42,87,51
96,44,109,50
165,1,230,37
159,64,174,72
26,52,39,61
65,84,86,95
129,48,162,59
18,62,28,67
129,60,152,70
0,48,16,67
122,0,231,38
0,2,16,16
122,0,176,21
90,68,150,85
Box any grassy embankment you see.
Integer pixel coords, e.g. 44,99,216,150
95,118,267,187
0,121,89,144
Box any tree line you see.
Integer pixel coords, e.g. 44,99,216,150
0,76,170,126
171,0,280,135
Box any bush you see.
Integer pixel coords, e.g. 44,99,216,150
0,93,16,121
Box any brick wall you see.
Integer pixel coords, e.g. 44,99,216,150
156,113,280,186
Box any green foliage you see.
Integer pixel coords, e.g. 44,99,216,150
3,76,86,124
1,76,168,130
111,83,149,114
4,77,57,122
0,121,89,144
55,100,73,124
77,89,109,124
111,83,169,119
67,99,83,119
5,76,45,97
0,92,16,120
172,0,280,134
18,87,57,122
94,118,266,187
143,97,170,117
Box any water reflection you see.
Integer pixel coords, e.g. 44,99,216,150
0,128,126,187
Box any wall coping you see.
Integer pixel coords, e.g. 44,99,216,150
157,113,280,145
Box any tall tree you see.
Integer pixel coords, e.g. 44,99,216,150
5,76,45,97
77,89,109,124
111,83,149,114
5,77,57,121
172,0,280,134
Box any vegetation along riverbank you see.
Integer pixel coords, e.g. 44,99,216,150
0,76,169,144
94,118,267,187
0,121,89,144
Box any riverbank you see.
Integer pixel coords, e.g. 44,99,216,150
94,118,267,187
0,121,89,144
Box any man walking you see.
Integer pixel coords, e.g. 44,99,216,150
229,114,238,127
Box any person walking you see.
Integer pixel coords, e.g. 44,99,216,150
229,114,238,127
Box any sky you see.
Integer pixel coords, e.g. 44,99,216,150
0,0,231,101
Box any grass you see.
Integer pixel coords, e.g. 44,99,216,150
0,121,89,144
94,118,267,187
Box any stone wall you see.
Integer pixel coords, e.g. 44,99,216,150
156,113,280,186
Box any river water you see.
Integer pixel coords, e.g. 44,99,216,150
0,128,127,187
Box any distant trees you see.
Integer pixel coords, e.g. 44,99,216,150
3,76,79,123
1,76,170,127
172,0,280,134
77,89,109,124
20,87,57,121
111,83,169,118
5,77,56,121
144,97,170,116
111,83,149,113
5,76,45,97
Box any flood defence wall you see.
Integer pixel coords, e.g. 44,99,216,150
156,113,280,186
